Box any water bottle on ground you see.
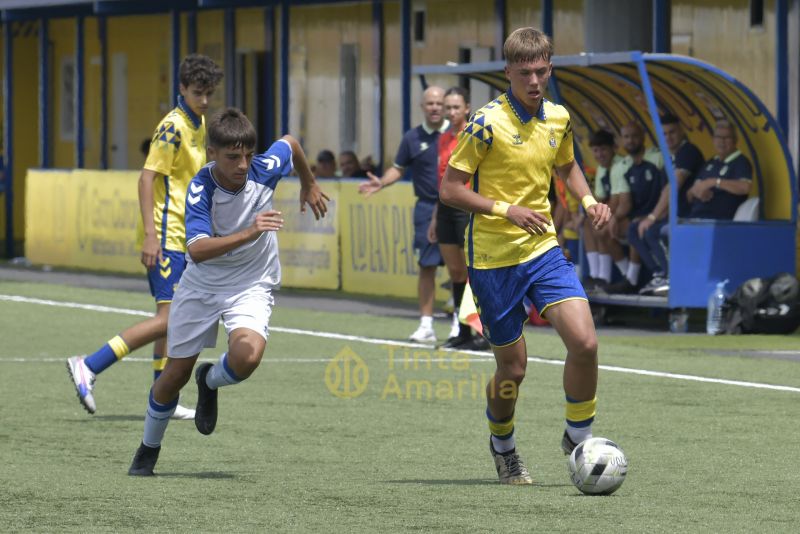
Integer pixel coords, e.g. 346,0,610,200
706,279,729,335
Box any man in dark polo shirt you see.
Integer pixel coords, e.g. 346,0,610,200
634,113,705,295
359,85,449,342
686,120,752,219
606,122,666,294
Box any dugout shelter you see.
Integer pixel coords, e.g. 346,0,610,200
414,51,798,312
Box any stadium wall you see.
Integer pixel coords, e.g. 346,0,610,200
1,1,786,173
672,0,777,113
0,0,794,262
49,18,76,168
24,170,449,300
0,23,37,251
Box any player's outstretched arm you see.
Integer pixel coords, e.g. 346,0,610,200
137,168,163,269
282,135,329,220
556,159,612,231
358,166,403,197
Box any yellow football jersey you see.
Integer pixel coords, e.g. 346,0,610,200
138,100,206,252
448,92,575,269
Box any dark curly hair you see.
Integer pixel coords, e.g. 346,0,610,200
179,54,223,92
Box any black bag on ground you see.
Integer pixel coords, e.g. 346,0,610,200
723,273,800,334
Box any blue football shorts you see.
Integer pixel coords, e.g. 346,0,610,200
147,249,187,303
468,246,587,346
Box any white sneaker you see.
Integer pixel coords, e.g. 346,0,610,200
66,356,96,414
171,404,196,420
448,313,460,339
409,324,437,343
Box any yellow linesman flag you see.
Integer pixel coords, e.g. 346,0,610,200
457,280,483,336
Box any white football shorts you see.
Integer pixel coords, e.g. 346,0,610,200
167,284,275,358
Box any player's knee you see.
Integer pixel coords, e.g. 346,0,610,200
229,334,265,373
571,334,598,361
153,368,191,400
237,350,263,376
498,363,526,385
151,313,169,334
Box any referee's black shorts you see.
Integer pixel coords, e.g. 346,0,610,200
436,200,469,247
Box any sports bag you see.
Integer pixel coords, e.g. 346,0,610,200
723,273,800,334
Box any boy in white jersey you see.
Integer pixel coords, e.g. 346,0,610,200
67,54,222,418
128,108,328,476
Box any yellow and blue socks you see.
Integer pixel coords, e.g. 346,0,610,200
142,389,178,447
84,335,130,374
205,353,243,389
487,408,516,453
565,395,596,444
153,354,167,381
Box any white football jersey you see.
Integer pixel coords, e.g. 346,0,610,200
180,139,293,293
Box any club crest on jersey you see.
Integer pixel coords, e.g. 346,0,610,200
549,128,556,148
720,165,728,176
645,169,653,181
420,142,429,152
512,133,522,145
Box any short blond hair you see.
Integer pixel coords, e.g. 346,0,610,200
503,27,553,64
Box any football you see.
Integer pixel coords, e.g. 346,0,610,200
568,437,628,495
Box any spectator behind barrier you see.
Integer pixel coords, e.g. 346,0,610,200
634,114,705,296
686,120,752,220
314,149,337,179
359,155,378,176
605,122,666,294
339,150,364,178
582,129,623,289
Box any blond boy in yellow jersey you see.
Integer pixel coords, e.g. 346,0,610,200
441,28,612,485
67,54,223,417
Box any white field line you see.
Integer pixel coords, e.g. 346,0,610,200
2,293,800,394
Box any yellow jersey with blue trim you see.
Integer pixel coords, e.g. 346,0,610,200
448,91,575,269
138,98,206,253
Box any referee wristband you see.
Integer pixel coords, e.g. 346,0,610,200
581,195,598,211
490,200,511,218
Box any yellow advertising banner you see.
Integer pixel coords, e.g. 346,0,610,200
26,170,455,299
272,178,340,289
340,181,450,301
26,169,143,274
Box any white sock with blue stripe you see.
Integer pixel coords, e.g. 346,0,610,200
205,353,243,390
142,389,177,447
